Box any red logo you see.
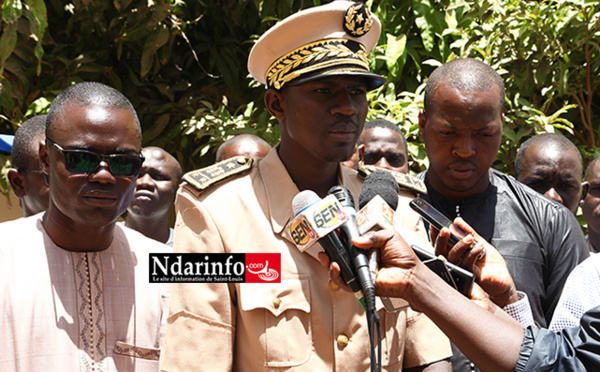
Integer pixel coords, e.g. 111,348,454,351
245,253,281,283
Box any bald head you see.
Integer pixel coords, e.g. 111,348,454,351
142,146,183,183
11,115,47,170
515,133,582,179
515,133,584,213
46,81,141,141
216,134,271,162
8,115,50,216
424,58,505,116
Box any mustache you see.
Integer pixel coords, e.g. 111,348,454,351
447,159,477,169
134,189,155,197
327,119,360,131
81,186,118,198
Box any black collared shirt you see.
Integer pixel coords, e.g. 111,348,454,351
418,169,590,372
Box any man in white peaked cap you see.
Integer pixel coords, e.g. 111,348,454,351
162,2,451,371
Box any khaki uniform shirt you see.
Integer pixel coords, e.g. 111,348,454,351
162,149,451,371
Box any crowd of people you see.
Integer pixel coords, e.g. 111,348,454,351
1,1,599,371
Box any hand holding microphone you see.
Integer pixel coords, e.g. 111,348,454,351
328,171,476,299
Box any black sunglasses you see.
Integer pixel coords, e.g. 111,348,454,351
363,151,406,168
46,137,144,178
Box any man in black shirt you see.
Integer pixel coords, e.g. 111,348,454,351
417,58,589,371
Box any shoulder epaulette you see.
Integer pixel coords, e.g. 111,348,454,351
358,165,427,195
183,156,254,192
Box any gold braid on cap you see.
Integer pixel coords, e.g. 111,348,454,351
266,39,369,90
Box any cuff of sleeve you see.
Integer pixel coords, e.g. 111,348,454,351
514,326,534,372
503,291,535,328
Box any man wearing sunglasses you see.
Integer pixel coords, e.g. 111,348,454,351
0,82,169,371
358,119,410,174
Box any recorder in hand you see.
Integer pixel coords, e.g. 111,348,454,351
409,197,473,246
408,197,476,297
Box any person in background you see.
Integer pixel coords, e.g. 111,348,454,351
416,58,589,371
514,132,587,214
0,81,169,371
582,155,600,253
547,155,600,332
7,115,50,217
124,146,182,246
358,119,409,174
215,133,271,162
162,2,452,371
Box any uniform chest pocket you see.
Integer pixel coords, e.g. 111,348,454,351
238,276,312,368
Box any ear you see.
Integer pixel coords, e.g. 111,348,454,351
357,144,366,163
418,109,426,133
264,89,285,121
581,181,590,205
7,169,26,197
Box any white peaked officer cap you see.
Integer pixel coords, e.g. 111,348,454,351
248,1,385,91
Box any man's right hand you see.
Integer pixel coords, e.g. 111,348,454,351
432,217,518,308
320,229,425,302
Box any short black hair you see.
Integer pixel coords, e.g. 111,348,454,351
216,134,271,162
515,132,582,178
359,119,407,151
11,115,47,170
46,81,141,138
424,58,505,115
585,155,600,181
142,146,183,184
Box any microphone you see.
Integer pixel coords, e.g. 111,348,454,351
357,171,399,235
290,190,362,293
328,185,377,311
356,171,409,312
290,191,347,251
357,171,475,297
359,170,399,210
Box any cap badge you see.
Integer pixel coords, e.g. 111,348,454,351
343,2,373,37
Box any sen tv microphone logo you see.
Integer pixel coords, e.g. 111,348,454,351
290,217,317,246
313,200,347,228
245,253,281,283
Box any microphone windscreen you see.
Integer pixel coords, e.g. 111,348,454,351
359,171,399,210
292,190,321,215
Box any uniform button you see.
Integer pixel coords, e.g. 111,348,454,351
336,334,349,348
329,280,340,291
272,298,281,309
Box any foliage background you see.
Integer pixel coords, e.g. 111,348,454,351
1,0,599,219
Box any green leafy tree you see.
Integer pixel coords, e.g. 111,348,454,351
1,0,599,209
